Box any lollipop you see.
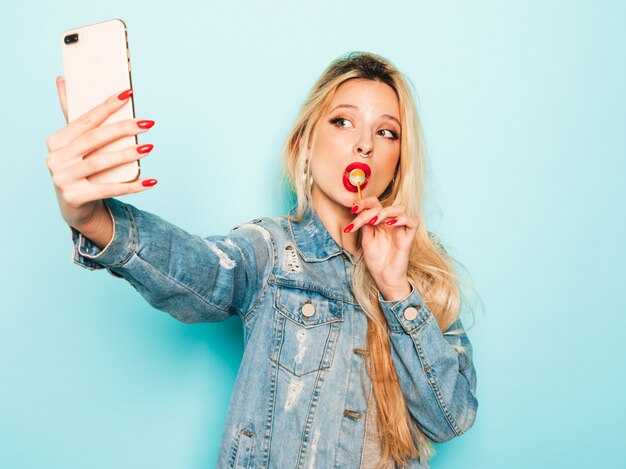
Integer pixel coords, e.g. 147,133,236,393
348,168,366,199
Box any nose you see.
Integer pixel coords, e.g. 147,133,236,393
357,147,372,158
355,134,373,159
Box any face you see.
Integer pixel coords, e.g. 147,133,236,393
308,78,401,210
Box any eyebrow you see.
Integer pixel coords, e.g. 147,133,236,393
328,104,401,127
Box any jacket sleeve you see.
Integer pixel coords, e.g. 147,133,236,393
69,198,273,323
378,281,478,443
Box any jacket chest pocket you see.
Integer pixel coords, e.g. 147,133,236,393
270,286,344,377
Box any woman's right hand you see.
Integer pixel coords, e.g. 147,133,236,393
45,76,157,236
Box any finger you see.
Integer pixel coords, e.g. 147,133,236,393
55,118,154,164
347,207,384,233
344,206,385,234
47,87,134,152
368,204,407,225
56,76,68,124
92,178,159,200
70,143,154,180
350,195,382,215
384,215,419,230
69,178,158,206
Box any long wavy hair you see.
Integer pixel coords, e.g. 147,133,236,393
282,51,474,468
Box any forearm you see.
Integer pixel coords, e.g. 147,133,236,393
378,285,478,442
70,198,273,323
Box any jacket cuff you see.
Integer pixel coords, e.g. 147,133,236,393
378,279,433,334
70,198,136,271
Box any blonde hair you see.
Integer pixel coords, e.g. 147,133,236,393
282,51,475,468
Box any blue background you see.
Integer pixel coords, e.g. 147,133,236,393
1,1,625,468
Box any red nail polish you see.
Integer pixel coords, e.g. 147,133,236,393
142,179,158,187
344,223,354,233
351,205,359,214
386,219,398,225
137,120,155,129
136,144,154,154
118,89,133,100
368,216,378,225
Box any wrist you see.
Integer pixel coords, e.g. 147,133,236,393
378,278,412,302
71,201,114,250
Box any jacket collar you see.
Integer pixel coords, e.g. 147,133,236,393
288,205,347,262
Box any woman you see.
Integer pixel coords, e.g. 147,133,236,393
46,51,478,469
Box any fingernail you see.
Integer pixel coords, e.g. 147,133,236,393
118,89,133,100
136,144,154,154
137,120,155,129
351,205,359,214
386,219,397,225
142,179,158,187
368,216,378,225
344,223,354,233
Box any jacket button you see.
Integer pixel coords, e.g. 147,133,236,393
404,306,419,321
301,302,316,317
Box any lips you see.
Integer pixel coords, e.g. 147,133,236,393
343,162,372,193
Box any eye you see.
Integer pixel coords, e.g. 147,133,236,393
378,129,399,140
329,116,354,128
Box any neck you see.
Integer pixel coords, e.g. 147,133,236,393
310,185,360,256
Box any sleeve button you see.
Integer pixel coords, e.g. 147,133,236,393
404,306,419,321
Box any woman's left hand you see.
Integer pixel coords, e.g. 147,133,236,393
345,196,419,301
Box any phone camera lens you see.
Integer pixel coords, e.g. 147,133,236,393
64,34,79,44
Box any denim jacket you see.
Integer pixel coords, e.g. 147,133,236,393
70,198,478,469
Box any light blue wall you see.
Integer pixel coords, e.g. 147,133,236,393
1,1,624,468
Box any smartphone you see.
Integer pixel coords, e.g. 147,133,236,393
61,18,140,184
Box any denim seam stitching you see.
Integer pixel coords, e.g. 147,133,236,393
108,202,137,268
357,388,373,469
410,321,462,437
288,218,342,263
296,355,330,468
241,222,276,322
274,289,344,328
390,302,431,335
271,278,350,303
227,235,260,319
262,304,281,468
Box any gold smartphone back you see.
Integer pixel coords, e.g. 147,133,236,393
61,19,139,184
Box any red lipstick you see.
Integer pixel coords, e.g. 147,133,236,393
343,162,372,193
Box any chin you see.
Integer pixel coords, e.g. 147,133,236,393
339,190,359,206
319,190,352,210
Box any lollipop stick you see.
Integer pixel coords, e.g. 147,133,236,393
357,181,362,200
